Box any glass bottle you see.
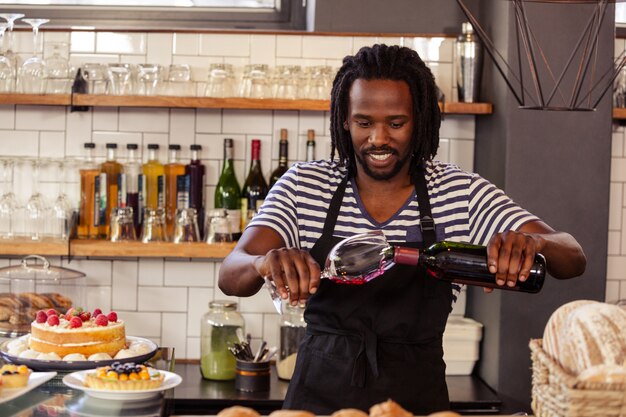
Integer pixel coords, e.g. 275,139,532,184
99,143,123,239
269,128,288,188
321,231,546,293
143,144,164,210
277,304,306,381
164,144,186,238
186,144,206,239
240,139,268,230
215,139,242,240
77,142,100,239
200,300,245,381
306,129,316,162
124,143,142,237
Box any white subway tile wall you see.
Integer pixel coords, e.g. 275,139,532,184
0,30,565,359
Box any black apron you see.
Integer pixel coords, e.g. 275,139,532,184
283,166,453,415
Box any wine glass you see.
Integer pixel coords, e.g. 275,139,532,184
0,158,18,239
0,13,24,69
49,159,72,240
44,42,71,94
18,18,49,94
0,24,15,92
25,158,47,241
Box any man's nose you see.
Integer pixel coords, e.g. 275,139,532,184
369,124,388,145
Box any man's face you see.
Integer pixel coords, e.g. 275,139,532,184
346,78,414,181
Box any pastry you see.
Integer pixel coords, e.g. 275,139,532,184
84,362,164,390
0,364,31,388
217,406,261,417
369,400,413,417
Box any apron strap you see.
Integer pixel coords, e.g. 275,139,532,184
413,164,436,247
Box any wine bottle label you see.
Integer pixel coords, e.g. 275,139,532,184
118,173,126,207
240,197,248,230
93,175,101,227
177,174,190,209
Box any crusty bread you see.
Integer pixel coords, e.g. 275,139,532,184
543,299,597,364
268,410,315,417
217,406,261,417
426,412,461,417
330,409,368,417
369,400,413,417
578,364,626,383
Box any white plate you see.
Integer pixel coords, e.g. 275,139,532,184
62,369,182,401
0,371,57,404
0,335,158,371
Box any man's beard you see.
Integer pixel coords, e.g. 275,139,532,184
354,147,412,181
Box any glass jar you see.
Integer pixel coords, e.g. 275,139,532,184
276,303,307,380
200,300,244,380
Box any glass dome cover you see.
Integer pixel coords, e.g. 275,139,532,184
0,255,85,281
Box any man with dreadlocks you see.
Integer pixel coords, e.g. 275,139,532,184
219,44,585,414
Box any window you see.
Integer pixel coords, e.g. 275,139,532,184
0,0,307,30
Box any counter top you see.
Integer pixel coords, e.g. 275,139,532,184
168,363,501,415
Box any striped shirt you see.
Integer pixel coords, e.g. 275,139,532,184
249,159,540,300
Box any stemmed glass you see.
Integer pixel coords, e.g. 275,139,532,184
25,158,47,241
50,159,72,240
18,18,49,94
0,24,15,92
0,13,24,69
0,158,18,239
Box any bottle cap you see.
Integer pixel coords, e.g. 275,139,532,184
209,300,238,309
169,144,181,150
190,144,202,150
106,143,117,149
84,142,95,149
462,22,474,35
126,143,138,150
147,144,160,150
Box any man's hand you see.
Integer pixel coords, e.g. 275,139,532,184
254,248,321,306
486,229,544,290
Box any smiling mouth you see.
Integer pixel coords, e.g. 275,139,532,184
368,153,392,161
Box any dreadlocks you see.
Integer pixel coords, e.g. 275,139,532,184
329,44,441,175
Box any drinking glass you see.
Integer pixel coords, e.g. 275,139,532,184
44,42,71,94
110,207,137,242
18,18,49,94
0,24,15,92
107,63,134,95
205,63,236,98
49,159,72,240
25,158,47,241
273,65,301,99
306,65,333,100
204,208,233,244
164,64,192,96
136,64,163,96
141,208,167,243
0,158,18,239
239,64,271,98
173,208,200,243
81,63,109,94
0,13,24,69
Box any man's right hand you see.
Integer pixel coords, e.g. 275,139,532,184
254,248,321,305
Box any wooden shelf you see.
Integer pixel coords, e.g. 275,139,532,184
613,108,626,119
0,239,236,259
0,93,494,115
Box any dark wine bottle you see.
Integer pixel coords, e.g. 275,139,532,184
269,128,289,188
215,139,241,240
187,144,206,238
323,231,546,293
240,139,268,229
306,129,316,161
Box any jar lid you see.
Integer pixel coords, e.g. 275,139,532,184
0,255,86,281
209,300,238,309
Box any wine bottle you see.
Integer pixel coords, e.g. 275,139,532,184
269,128,289,188
323,231,546,293
143,144,164,210
164,144,186,238
99,143,123,239
123,144,142,237
215,138,242,240
306,129,316,161
77,142,100,239
240,139,268,230
187,144,206,238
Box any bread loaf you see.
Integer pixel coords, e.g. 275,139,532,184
577,364,626,383
369,399,413,417
543,299,597,364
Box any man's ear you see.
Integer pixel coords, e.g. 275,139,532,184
343,121,349,130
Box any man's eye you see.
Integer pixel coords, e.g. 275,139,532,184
356,121,371,128
390,122,404,129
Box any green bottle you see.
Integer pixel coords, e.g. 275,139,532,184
214,138,242,240
269,128,289,188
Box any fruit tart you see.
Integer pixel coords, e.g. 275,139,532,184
0,364,31,388
84,362,164,390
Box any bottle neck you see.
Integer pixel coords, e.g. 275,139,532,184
306,141,315,161
169,150,178,164
278,140,288,166
127,149,137,163
84,147,94,163
106,148,116,162
392,245,421,266
148,149,157,162
251,141,261,161
191,149,199,162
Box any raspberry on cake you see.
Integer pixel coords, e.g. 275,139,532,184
85,362,164,390
29,308,126,358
